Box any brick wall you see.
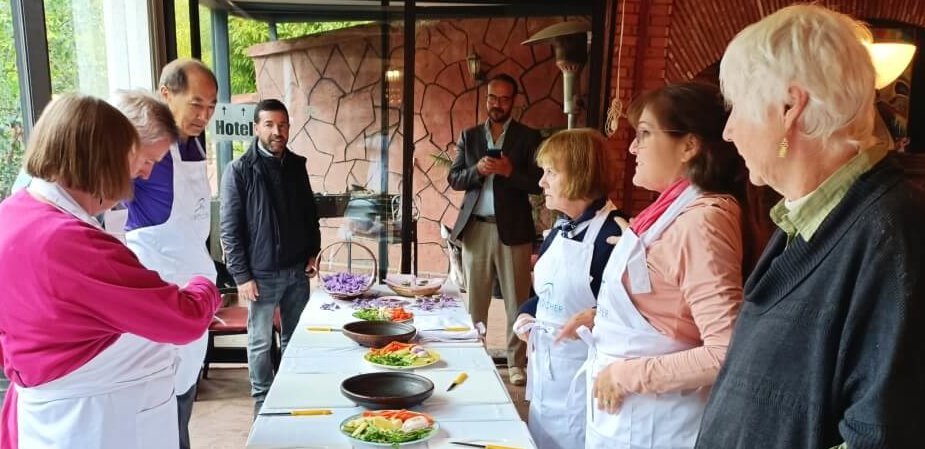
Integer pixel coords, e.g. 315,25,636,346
607,0,670,215
606,0,925,215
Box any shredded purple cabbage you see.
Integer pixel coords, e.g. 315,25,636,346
351,296,407,310
409,294,461,311
322,272,372,294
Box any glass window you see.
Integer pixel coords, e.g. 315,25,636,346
45,0,155,96
175,0,192,58
225,19,397,277
0,2,25,201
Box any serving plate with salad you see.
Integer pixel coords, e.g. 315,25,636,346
364,342,440,369
353,306,414,323
341,409,438,447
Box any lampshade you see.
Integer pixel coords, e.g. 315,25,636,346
866,29,917,89
385,69,402,84
466,51,482,82
385,69,402,105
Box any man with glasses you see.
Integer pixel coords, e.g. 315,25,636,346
123,58,218,449
448,73,543,386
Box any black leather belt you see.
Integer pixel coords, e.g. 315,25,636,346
473,215,497,223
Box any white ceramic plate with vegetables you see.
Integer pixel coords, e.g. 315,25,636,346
353,306,414,323
340,410,439,447
363,342,441,370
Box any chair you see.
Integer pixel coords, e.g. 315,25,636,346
201,292,280,380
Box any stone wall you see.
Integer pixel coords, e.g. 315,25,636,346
247,17,588,277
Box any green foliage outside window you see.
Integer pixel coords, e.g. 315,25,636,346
0,0,362,200
0,1,24,200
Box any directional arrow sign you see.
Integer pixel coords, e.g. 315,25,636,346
209,102,256,142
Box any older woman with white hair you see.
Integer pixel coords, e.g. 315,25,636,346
696,5,925,449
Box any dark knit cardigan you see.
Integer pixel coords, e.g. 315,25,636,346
695,154,925,449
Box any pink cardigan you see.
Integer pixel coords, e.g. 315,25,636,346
0,191,221,449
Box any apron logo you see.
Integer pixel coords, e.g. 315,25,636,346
539,298,565,315
538,282,566,315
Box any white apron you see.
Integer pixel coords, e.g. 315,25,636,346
527,203,614,449
126,139,217,394
581,185,705,449
19,179,179,449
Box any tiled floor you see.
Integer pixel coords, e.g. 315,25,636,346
189,297,528,449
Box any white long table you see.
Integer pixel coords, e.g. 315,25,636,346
246,283,538,449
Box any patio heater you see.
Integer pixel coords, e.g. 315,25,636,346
523,21,591,129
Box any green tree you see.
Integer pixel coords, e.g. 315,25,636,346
227,19,366,94
0,1,24,199
174,7,362,95
0,0,89,199
0,1,363,199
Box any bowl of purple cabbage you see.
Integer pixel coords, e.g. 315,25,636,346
322,272,375,299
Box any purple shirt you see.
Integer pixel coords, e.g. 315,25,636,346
124,139,205,231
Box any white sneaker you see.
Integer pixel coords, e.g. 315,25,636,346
509,367,526,386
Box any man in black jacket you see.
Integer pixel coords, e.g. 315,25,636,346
220,99,321,416
448,73,543,386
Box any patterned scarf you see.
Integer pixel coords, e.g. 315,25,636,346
556,198,606,238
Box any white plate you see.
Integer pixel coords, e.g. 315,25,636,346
363,348,441,370
352,308,414,323
340,412,439,447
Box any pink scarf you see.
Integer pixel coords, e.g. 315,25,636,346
630,178,691,235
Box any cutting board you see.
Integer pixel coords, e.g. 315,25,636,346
427,420,536,449
285,329,356,349
261,372,360,409
423,370,512,406
279,346,371,374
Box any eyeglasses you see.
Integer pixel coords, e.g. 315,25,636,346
487,94,513,105
631,127,685,148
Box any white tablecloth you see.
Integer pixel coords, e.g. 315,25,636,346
246,282,537,449
248,411,533,449
279,346,496,374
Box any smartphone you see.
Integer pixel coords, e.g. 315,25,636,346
486,148,503,158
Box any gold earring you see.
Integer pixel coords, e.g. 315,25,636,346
778,137,789,158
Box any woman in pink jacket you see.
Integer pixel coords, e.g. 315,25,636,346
0,94,221,449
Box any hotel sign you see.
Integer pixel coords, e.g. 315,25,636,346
209,103,256,142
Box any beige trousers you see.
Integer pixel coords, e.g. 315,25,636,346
461,220,532,369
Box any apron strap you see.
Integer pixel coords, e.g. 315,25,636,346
627,186,701,294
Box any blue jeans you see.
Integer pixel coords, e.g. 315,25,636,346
247,265,309,399
177,383,196,449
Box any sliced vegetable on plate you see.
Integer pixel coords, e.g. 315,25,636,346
353,306,414,322
363,342,440,369
341,409,438,446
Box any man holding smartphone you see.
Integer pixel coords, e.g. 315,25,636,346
448,73,543,386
